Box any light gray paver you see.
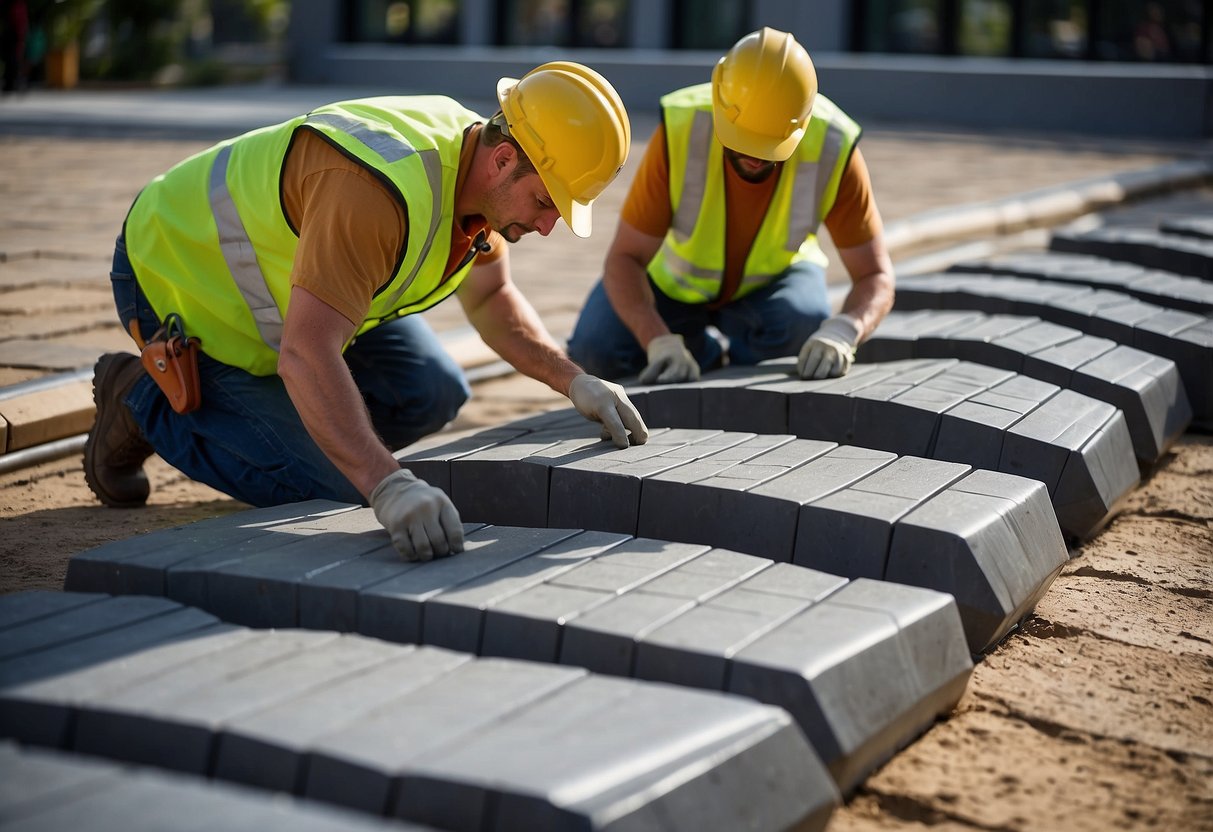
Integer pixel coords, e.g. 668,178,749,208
950,250,1213,314
0,592,837,831
0,742,432,831
893,273,1213,423
861,308,1191,467
1050,226,1213,280
1162,214,1213,241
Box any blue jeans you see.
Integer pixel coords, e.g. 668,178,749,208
566,261,831,380
110,234,470,507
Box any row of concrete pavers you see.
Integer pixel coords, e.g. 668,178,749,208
0,740,433,831
2,572,949,831
0,591,829,830
892,272,1213,423
859,309,1191,467
60,501,980,791
607,363,1135,540
949,251,1213,315
1160,215,1213,242
1050,223,1213,281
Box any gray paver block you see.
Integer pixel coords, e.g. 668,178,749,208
887,470,1067,649
1162,215,1213,241
635,358,1138,539
0,743,433,832
399,674,835,832
63,500,356,597
0,593,838,831
1002,389,1139,537
728,582,970,793
795,456,971,579
358,525,583,644
894,273,1212,423
950,250,1213,315
1050,226,1213,280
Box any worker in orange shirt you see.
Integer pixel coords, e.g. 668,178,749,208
567,27,895,384
85,63,648,562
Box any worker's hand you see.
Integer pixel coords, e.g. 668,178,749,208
797,313,862,379
370,468,464,562
639,333,700,385
568,373,650,449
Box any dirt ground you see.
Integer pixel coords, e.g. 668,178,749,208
2,127,1212,830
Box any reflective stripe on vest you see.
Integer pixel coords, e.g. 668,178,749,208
670,112,713,243
210,145,283,351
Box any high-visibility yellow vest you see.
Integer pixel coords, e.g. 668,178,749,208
649,84,861,304
124,97,484,376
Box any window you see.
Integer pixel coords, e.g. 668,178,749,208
497,0,629,47
672,0,749,50
346,0,460,44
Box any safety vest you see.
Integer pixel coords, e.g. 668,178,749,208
650,83,861,304
124,97,484,376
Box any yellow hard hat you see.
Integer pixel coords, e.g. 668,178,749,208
711,27,818,162
496,61,631,238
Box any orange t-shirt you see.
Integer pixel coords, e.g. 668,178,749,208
621,122,882,304
281,124,505,327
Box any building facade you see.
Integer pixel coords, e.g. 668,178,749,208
289,0,1212,138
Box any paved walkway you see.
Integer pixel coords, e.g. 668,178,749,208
0,82,1209,462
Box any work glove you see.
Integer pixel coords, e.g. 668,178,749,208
639,333,700,385
568,373,650,449
797,313,862,380
370,468,464,562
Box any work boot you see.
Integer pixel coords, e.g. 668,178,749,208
84,352,155,508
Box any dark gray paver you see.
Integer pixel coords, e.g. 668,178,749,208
623,359,1136,539
63,500,356,597
859,309,1191,467
62,506,978,789
949,250,1213,314
892,273,1213,423
1162,214,1213,241
1050,225,1213,280
0,742,431,831
0,592,837,831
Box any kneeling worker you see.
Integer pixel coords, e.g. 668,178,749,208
568,28,895,385
85,62,648,562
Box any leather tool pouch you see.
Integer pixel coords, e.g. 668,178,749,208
132,313,202,415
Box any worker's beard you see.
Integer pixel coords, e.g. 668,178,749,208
724,149,778,183
484,176,537,242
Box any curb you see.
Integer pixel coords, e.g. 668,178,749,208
883,159,1213,255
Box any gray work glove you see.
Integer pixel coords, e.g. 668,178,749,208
639,333,700,385
568,373,650,449
797,313,861,380
370,468,464,561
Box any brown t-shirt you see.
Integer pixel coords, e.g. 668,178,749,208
281,124,505,327
621,122,882,304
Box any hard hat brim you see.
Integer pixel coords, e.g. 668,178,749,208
713,115,803,163
552,188,593,238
